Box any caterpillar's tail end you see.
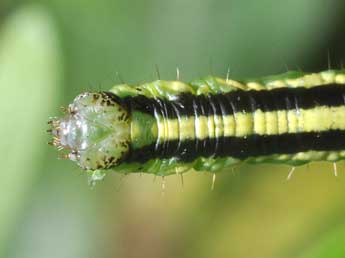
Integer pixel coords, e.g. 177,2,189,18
48,92,131,170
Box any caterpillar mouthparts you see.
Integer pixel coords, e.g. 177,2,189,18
49,70,345,177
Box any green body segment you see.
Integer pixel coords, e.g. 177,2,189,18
103,69,345,176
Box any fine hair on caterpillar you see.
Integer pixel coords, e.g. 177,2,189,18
48,69,345,183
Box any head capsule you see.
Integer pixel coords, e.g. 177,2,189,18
48,92,130,170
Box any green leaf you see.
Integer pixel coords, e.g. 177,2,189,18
0,4,61,253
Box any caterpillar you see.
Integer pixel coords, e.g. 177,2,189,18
48,69,345,179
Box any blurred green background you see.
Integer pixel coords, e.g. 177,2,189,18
1,1,345,257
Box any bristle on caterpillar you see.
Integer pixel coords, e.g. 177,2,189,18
48,69,345,179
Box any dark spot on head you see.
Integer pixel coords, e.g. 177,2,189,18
108,156,115,164
118,113,125,121
95,161,105,169
93,94,100,100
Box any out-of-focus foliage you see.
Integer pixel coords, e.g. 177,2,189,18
0,4,60,256
1,1,345,258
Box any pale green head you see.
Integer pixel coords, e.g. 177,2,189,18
49,92,131,170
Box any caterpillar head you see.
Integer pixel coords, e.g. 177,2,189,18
48,92,130,170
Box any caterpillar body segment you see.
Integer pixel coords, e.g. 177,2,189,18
49,70,345,176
